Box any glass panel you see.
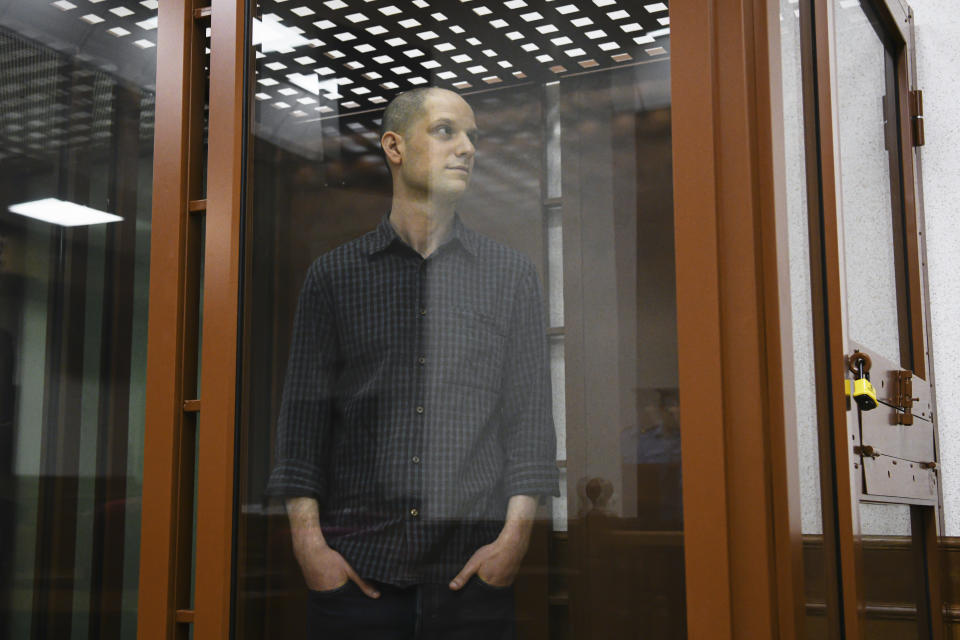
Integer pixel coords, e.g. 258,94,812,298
834,0,903,365
778,2,836,637
0,2,157,637
859,501,911,536
835,2,927,636
235,1,682,638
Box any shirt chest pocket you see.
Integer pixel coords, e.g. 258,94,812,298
434,306,506,392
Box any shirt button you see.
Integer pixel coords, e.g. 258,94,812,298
416,405,424,414
411,455,421,464
417,356,426,365
410,508,419,518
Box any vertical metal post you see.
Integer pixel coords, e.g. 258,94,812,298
137,0,208,637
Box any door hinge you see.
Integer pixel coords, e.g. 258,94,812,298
910,89,925,147
893,370,919,425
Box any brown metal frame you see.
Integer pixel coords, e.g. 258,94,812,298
867,0,927,381
801,0,870,635
792,1,848,636
137,0,823,637
803,0,944,637
193,0,247,637
673,0,805,638
137,0,207,637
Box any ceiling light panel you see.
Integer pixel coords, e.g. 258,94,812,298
9,198,123,227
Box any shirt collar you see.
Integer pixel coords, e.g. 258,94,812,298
367,212,478,258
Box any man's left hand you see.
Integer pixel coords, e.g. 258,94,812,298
450,495,537,590
449,534,528,590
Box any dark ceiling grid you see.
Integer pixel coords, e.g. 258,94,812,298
0,30,62,161
3,0,668,162
252,0,670,117
251,0,670,156
0,30,120,163
0,1,161,164
139,91,156,142
53,0,159,52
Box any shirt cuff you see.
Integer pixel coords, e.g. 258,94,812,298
264,459,327,502
503,461,561,498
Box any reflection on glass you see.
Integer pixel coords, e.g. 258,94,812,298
835,3,925,636
782,1,822,537
777,2,836,638
834,0,903,365
0,2,157,637
235,1,681,638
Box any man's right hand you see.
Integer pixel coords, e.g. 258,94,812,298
286,497,380,598
295,543,380,597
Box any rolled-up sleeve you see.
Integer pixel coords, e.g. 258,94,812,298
500,262,560,499
264,260,339,502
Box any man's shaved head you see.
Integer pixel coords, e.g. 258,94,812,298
379,87,453,138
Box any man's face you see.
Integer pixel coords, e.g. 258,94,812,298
396,90,477,202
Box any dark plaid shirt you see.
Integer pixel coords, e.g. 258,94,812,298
265,213,559,585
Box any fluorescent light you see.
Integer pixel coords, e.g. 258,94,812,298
287,73,339,96
251,17,309,53
8,198,122,227
137,16,158,30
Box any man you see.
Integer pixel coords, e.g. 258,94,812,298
265,87,558,639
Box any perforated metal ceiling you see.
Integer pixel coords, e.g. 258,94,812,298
248,0,672,158
1,0,673,161
0,0,160,162
250,0,671,119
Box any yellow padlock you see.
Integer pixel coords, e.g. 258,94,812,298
852,377,878,411
851,356,878,411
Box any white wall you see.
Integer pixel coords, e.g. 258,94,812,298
913,0,960,536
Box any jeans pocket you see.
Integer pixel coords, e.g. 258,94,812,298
308,580,353,597
474,575,513,591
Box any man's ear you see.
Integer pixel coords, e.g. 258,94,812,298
381,131,403,166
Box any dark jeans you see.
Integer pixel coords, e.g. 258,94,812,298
306,577,516,640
